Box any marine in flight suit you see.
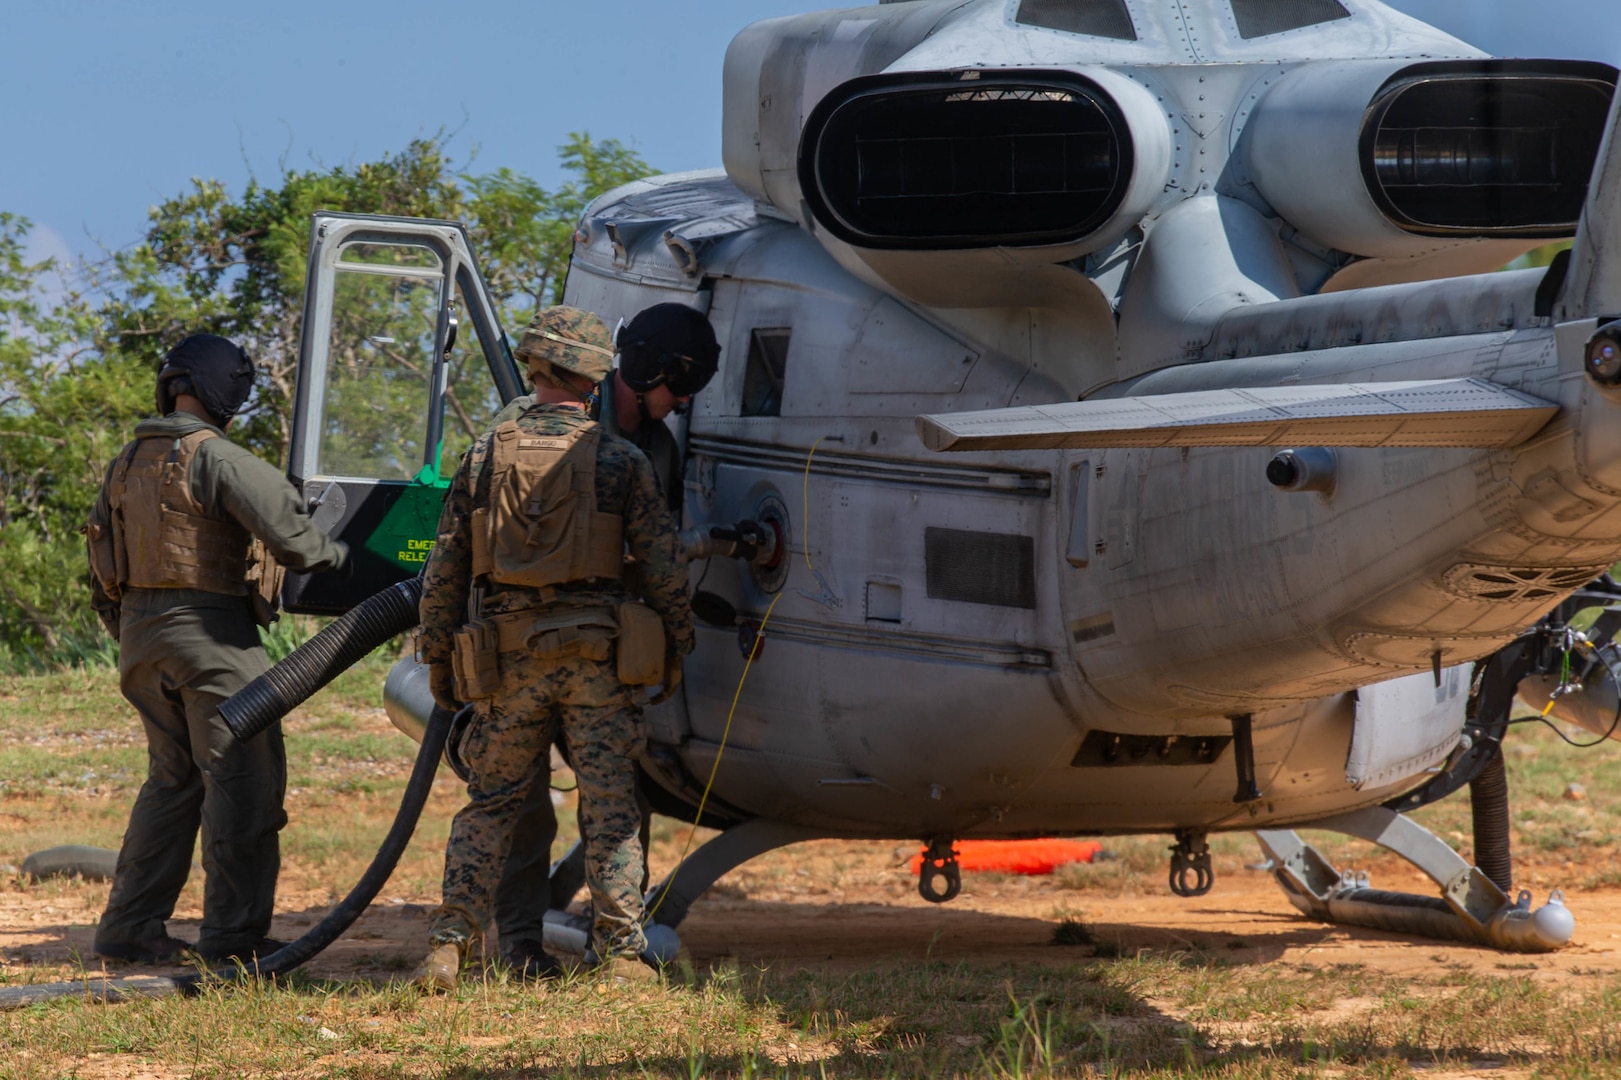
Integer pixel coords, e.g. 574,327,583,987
87,334,348,964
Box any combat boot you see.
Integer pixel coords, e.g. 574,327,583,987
414,941,466,992
199,936,291,965
93,932,192,965
501,939,563,982
598,954,661,986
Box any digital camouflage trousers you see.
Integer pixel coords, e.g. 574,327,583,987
428,646,649,961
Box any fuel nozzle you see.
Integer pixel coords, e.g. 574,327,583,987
679,518,780,565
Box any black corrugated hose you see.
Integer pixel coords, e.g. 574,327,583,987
0,579,441,1011
0,700,453,1010
218,577,424,742
1470,749,1514,893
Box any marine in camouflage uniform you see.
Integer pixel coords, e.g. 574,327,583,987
416,307,693,985
87,335,349,964
484,304,721,961
492,302,721,513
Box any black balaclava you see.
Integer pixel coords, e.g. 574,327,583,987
156,334,255,425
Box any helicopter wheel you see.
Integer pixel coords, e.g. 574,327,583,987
1168,828,1214,898
918,839,962,903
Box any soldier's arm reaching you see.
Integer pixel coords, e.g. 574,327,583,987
620,452,695,658
194,440,348,574
418,443,481,671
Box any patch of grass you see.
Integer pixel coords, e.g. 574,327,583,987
0,629,119,676
2,929,1620,1078
3,666,1621,1077
1050,916,1095,948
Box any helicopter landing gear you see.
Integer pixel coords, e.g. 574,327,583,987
1254,805,1574,952
536,820,827,962
642,819,826,928
918,838,962,903
1168,828,1214,897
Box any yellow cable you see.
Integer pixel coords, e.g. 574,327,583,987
645,436,823,921
802,436,825,572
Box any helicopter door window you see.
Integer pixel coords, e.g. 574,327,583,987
742,328,791,417
317,242,444,480
1228,0,1349,38
1065,460,1090,568
436,280,506,478
1013,0,1136,41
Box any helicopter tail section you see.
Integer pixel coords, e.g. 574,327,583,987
1561,82,1621,321
916,378,1558,453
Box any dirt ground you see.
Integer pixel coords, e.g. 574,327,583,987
4,837,1618,988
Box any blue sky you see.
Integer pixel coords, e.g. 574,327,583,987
3,0,1617,271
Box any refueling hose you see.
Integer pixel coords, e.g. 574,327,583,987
219,578,424,742
0,579,438,1011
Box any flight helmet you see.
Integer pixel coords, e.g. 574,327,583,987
155,334,255,425
617,303,721,399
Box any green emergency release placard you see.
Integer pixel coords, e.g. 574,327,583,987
363,466,451,570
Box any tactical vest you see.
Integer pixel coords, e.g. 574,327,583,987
472,420,624,588
108,429,250,595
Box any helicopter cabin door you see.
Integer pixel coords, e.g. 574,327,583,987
282,212,524,614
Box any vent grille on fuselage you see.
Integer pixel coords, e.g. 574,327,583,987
924,527,1037,609
1441,563,1607,603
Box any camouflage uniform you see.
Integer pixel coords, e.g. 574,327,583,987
481,378,677,956
419,402,692,961
494,378,682,513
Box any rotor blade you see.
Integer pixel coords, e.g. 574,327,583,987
916,378,1559,452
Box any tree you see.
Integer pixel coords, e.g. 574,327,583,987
0,134,657,665
99,132,653,463
467,133,658,321
0,213,133,661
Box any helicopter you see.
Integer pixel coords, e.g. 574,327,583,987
276,0,1621,954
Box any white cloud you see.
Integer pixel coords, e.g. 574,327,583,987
20,221,75,312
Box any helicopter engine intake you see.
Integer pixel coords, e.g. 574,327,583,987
798,69,1149,253
1243,59,1617,261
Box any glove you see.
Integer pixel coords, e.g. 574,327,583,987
708,519,769,563
331,540,355,578
428,662,460,712
649,655,683,705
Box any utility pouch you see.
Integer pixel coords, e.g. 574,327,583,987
616,601,666,686
491,606,617,663
89,445,136,602
244,538,284,628
452,620,501,701
470,507,492,580
82,520,123,603
528,626,613,662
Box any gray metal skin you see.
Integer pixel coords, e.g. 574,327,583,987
351,0,1621,947
556,0,1621,859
